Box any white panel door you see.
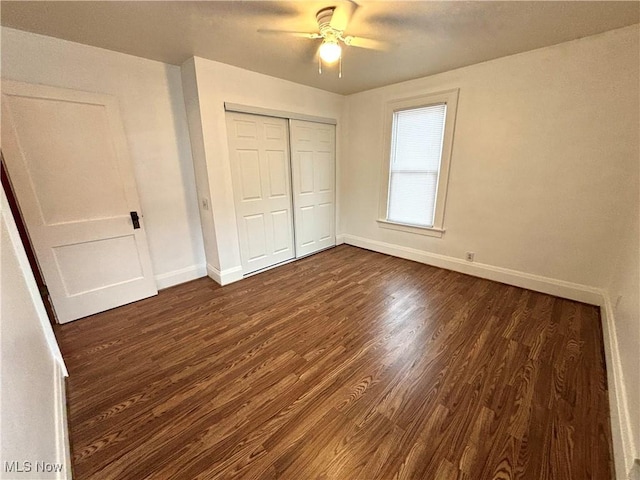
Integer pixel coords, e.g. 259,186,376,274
290,120,336,257
226,112,295,274
1,81,157,323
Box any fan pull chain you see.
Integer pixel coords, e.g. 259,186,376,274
339,55,342,78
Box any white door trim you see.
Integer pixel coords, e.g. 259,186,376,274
224,102,337,126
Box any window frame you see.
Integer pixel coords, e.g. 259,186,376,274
378,88,459,238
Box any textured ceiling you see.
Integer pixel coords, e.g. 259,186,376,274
2,1,638,95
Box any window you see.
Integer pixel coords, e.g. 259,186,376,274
378,89,459,238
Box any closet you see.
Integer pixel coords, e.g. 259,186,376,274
226,110,336,275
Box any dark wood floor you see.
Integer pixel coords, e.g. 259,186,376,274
55,245,613,479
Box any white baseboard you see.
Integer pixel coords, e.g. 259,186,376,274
601,294,636,479
340,233,635,478
341,234,602,305
154,264,207,290
207,263,243,286
336,234,346,245
54,364,72,480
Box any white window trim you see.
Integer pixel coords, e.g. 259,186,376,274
376,218,446,237
378,88,459,238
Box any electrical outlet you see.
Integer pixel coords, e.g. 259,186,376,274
201,198,209,211
466,252,475,262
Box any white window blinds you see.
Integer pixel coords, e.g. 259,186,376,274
387,104,447,227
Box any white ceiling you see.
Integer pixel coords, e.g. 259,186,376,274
2,1,638,95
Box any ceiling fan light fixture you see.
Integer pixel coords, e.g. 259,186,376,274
319,40,342,64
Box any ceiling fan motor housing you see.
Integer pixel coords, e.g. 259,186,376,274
316,7,336,29
316,7,342,43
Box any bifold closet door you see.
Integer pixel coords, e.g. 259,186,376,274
226,112,295,274
289,120,336,257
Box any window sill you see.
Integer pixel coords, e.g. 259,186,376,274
377,219,445,238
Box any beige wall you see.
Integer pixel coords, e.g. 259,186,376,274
181,57,344,278
1,27,206,288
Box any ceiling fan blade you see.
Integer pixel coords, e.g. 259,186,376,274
258,29,321,39
344,36,389,51
330,1,358,32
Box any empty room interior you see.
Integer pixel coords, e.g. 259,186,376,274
1,1,639,479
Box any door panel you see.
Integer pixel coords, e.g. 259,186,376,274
238,151,262,200
290,120,336,257
244,214,268,261
53,234,143,295
299,152,314,193
318,202,333,240
1,81,157,323
271,210,292,253
317,152,333,192
8,96,130,225
227,112,295,274
299,206,315,247
267,151,288,197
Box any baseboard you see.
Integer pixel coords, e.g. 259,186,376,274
207,263,243,286
154,264,207,290
601,293,636,479
207,263,221,284
54,364,72,480
341,234,602,305
336,234,345,245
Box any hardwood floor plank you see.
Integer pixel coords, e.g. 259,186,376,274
55,245,614,479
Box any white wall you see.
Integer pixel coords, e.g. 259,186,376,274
180,59,220,272
1,27,206,289
1,187,70,479
605,166,639,475
341,25,638,292
341,24,640,478
181,57,344,282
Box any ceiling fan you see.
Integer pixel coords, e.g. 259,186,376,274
260,2,388,77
